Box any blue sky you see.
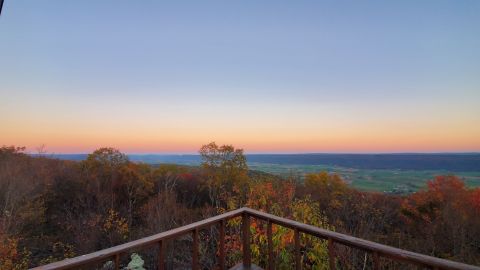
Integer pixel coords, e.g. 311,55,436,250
0,0,479,153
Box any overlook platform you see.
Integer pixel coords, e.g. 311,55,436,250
30,207,480,270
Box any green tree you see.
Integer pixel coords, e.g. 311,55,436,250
199,142,249,208
81,147,129,210
304,172,348,211
116,163,154,228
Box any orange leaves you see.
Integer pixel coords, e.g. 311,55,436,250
83,147,129,170
199,142,249,208
401,175,469,223
304,172,349,212
224,233,242,251
0,234,30,270
424,175,466,204
400,175,479,236
246,180,296,214
242,179,332,268
427,175,465,191
0,236,18,270
470,188,480,212
103,209,129,241
399,175,480,260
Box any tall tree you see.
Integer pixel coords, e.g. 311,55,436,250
199,142,249,208
81,147,129,211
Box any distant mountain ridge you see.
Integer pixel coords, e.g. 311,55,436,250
42,153,480,172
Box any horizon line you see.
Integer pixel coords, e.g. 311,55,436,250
33,151,480,155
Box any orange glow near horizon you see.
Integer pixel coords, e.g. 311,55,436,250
1,93,480,154
2,93,479,154
2,119,479,154
4,98,480,154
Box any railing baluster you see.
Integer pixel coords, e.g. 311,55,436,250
192,228,199,270
328,238,335,270
267,220,274,270
219,219,226,270
373,251,379,270
294,228,301,270
242,212,251,268
28,208,480,270
114,253,120,270
158,240,165,270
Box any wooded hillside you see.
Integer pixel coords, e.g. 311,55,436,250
1,144,479,269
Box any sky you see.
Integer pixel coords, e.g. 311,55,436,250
0,0,479,154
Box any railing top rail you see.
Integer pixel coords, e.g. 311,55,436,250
243,208,480,270
30,208,244,270
30,207,480,270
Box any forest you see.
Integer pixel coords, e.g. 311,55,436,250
1,143,479,269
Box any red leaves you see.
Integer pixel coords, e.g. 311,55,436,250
470,188,480,213
401,175,476,230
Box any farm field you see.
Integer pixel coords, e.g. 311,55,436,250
248,162,480,193
51,153,480,193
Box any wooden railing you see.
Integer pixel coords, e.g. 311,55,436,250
31,207,480,270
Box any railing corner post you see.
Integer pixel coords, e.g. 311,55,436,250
328,238,335,270
294,228,301,270
219,219,226,270
192,228,199,270
158,240,165,270
242,212,251,268
115,253,120,270
267,220,274,270
373,251,379,270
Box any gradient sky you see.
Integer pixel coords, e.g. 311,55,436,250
1,0,479,154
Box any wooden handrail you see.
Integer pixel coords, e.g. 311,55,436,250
243,208,480,270
30,207,480,270
30,208,244,270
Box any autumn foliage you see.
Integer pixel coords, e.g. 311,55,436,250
400,175,480,263
0,145,479,269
